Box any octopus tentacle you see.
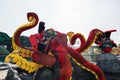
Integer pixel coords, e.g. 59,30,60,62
5,12,44,73
5,53,43,73
70,33,86,51
12,12,38,58
71,29,103,54
68,47,106,80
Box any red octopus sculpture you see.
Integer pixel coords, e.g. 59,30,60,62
6,12,106,80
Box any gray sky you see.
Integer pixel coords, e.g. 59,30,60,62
0,0,120,44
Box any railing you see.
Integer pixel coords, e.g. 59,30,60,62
82,54,97,63
82,54,120,63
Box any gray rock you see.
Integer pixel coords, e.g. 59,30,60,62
96,53,120,80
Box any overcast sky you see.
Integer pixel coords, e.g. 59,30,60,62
0,0,120,44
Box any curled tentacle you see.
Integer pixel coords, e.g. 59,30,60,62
13,12,38,52
70,33,86,51
12,12,39,58
71,29,104,54
5,12,45,73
